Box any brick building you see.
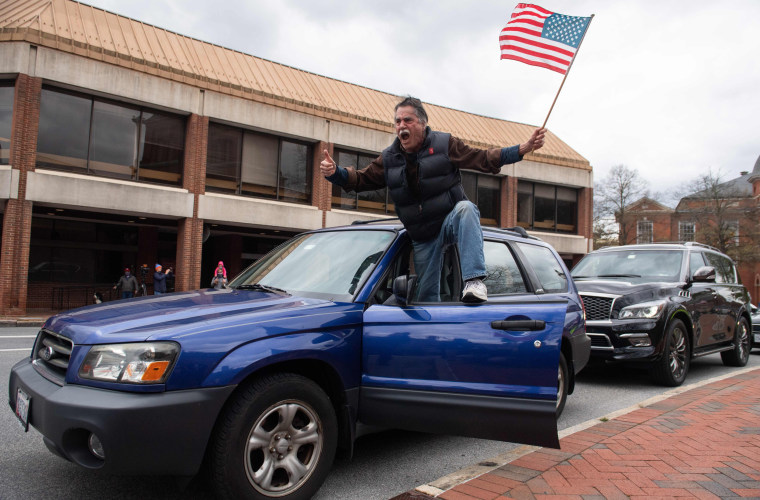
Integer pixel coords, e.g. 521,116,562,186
0,0,593,315
623,156,760,302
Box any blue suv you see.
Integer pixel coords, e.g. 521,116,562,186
9,223,589,499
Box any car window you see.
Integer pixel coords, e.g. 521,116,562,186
483,241,527,295
231,230,395,300
515,242,567,293
572,249,683,282
689,251,706,277
704,252,735,284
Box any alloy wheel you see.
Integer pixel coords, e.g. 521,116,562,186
668,325,687,381
245,401,323,496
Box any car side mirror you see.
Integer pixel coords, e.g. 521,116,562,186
691,265,716,283
392,274,417,306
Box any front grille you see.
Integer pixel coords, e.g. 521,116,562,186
581,294,615,321
32,329,74,383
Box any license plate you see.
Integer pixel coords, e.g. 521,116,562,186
754,333,760,344
15,388,30,432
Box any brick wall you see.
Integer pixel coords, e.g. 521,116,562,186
175,113,208,291
0,74,41,315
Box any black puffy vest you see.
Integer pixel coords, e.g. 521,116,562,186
383,130,467,242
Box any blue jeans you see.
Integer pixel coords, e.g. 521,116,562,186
412,201,486,302
121,291,134,299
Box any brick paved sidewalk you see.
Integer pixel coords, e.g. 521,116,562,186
393,369,760,500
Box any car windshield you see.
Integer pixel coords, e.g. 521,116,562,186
230,230,395,301
572,249,684,283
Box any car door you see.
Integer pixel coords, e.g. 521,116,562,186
702,251,734,343
688,251,719,347
359,239,563,449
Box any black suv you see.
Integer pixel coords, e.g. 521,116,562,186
571,242,752,386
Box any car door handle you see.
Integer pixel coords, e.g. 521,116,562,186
490,320,546,331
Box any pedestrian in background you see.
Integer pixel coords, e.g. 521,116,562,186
211,261,228,289
114,267,138,299
153,263,172,295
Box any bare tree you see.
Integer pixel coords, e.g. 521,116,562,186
594,165,649,246
677,169,760,262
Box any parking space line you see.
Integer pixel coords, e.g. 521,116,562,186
0,335,37,338
1,348,31,352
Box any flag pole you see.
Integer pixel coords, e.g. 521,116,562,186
541,14,594,129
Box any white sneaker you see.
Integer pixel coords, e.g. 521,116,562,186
462,279,487,303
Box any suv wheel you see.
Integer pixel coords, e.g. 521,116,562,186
652,318,690,386
557,352,568,417
210,373,337,500
721,317,751,367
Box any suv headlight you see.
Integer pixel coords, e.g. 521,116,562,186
79,342,179,384
618,300,666,320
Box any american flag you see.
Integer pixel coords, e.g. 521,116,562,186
499,3,591,74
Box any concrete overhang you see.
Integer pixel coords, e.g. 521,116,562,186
26,169,193,218
199,192,322,231
530,231,590,255
0,166,20,200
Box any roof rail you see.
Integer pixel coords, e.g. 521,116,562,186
485,226,540,240
628,241,723,253
351,217,401,225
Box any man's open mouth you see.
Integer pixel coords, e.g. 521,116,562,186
399,130,410,140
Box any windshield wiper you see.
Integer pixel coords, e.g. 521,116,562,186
236,283,289,295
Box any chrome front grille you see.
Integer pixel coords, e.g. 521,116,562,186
32,329,73,383
581,294,615,321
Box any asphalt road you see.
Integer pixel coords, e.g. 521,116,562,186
2,327,758,500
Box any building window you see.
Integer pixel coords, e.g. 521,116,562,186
0,82,13,165
463,172,501,226
206,122,312,204
679,221,695,242
726,220,739,246
330,149,390,215
516,181,577,233
36,87,184,186
637,220,653,244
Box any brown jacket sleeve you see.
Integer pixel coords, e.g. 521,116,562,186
343,155,386,192
341,135,504,191
448,136,504,174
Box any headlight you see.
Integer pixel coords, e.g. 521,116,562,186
79,342,179,384
618,300,666,320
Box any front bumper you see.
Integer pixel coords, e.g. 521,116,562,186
8,358,235,476
586,318,662,362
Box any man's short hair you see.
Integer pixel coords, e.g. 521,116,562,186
395,96,428,126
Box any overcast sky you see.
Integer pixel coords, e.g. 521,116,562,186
84,0,760,201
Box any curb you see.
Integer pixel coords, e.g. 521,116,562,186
0,318,47,327
402,365,760,498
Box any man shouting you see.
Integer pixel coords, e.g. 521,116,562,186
320,96,545,303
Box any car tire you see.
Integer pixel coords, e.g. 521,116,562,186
209,373,338,500
556,352,568,417
652,318,690,387
721,317,751,367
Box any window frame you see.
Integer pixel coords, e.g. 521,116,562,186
516,180,578,234
637,220,654,244
678,221,695,242
462,171,501,227
205,122,313,204
36,86,185,187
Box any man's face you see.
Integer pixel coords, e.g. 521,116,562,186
394,105,426,153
